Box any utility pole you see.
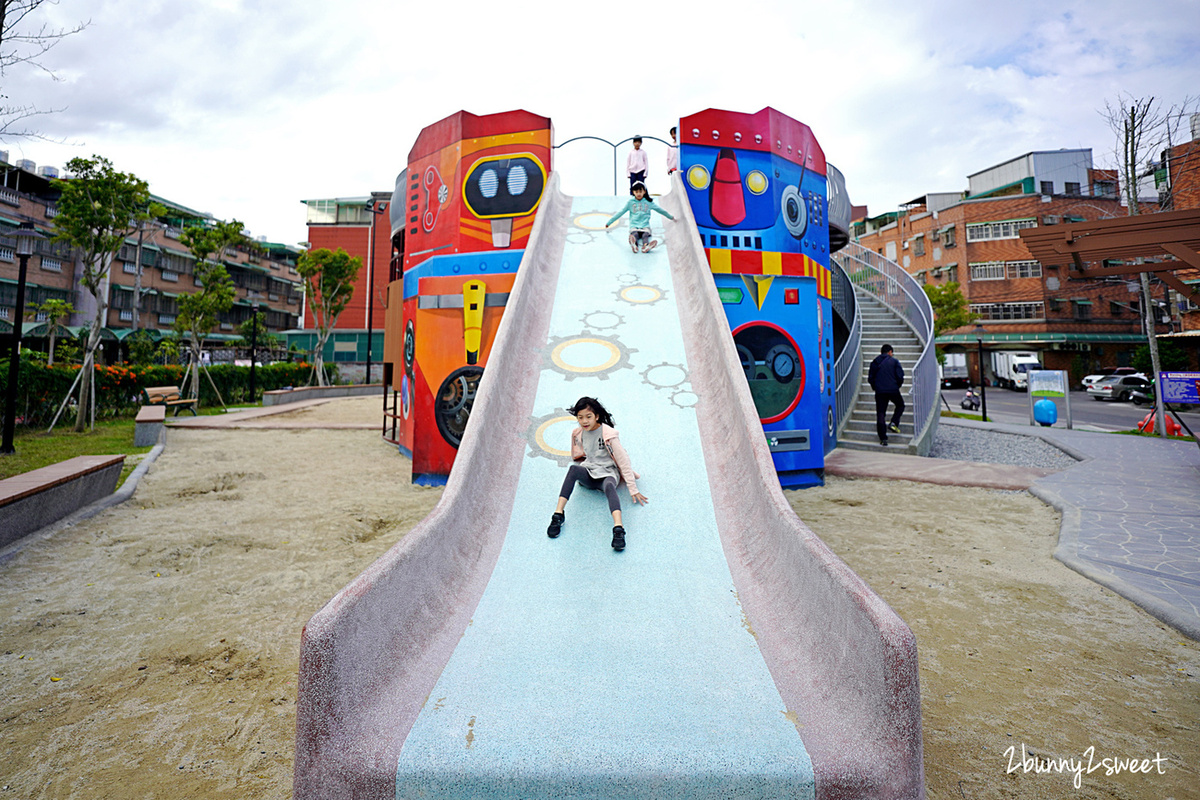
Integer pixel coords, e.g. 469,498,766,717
1123,104,1168,438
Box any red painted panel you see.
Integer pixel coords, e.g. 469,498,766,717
679,107,826,174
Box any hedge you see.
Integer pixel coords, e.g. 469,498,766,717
0,353,340,428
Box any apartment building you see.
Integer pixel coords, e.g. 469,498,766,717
298,193,393,378
851,149,1179,381
0,158,303,361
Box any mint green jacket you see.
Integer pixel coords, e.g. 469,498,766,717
607,198,674,230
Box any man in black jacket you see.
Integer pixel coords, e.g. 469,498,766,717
868,344,905,446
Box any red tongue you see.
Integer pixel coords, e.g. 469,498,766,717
711,148,745,227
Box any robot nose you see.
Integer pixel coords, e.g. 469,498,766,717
711,148,746,227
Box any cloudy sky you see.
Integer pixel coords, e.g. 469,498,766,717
4,0,1199,245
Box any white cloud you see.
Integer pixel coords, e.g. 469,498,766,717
4,0,1198,241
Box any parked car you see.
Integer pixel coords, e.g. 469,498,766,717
1087,375,1151,401
1082,367,1143,390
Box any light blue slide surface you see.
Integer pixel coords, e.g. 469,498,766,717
394,197,815,799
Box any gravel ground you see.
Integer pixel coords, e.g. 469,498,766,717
928,423,1079,470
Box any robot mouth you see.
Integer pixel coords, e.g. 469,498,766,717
490,218,512,248
711,148,746,227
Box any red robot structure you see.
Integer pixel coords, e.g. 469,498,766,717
382,110,553,483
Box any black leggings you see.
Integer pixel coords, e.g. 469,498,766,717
559,464,620,513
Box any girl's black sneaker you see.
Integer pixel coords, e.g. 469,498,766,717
611,525,626,551
547,512,565,538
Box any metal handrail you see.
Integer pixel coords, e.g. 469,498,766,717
830,257,861,439
553,134,675,195
832,241,939,455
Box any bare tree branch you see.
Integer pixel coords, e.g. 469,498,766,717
0,0,89,141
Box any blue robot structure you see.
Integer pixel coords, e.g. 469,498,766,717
679,107,836,488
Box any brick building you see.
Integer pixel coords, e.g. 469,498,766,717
297,192,393,381
851,149,1179,384
1156,113,1200,331
0,158,303,362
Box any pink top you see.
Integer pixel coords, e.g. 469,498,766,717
627,147,649,177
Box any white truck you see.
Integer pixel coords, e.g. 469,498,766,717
940,352,968,387
990,351,1043,390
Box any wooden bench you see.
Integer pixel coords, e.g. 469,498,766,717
142,385,198,416
0,455,125,550
134,404,166,446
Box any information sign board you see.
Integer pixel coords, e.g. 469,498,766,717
1028,370,1067,397
1159,372,1200,404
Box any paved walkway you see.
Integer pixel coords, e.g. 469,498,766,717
832,417,1200,639
167,399,379,430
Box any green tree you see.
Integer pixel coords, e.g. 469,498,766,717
29,297,74,365
1132,341,1190,375
234,311,280,351
51,155,150,431
125,329,157,366
296,247,361,386
158,337,182,365
923,281,979,338
176,220,244,406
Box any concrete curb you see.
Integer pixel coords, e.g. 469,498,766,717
262,383,384,406
825,448,1055,490
1031,481,1200,641
0,429,167,566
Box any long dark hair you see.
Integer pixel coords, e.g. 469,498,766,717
568,396,615,427
630,180,655,203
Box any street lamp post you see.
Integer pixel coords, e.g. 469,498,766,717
974,323,988,424
249,301,259,403
2,222,46,455
363,199,386,385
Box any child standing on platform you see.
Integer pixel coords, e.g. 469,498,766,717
626,136,648,194
546,397,648,551
666,126,679,176
606,181,674,253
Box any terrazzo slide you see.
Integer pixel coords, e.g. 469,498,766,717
294,174,925,800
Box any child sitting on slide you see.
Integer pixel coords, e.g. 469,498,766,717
606,181,675,253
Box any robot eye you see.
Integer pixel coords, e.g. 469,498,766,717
687,164,710,190
781,185,807,238
507,164,528,196
462,154,545,219
479,169,499,199
745,170,768,195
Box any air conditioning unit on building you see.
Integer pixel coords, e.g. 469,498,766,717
1042,215,1060,225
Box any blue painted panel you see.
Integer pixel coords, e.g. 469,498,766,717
402,250,524,300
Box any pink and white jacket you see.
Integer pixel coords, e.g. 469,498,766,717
571,423,641,495
626,148,649,177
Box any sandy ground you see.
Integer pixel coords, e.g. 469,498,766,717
1,396,1197,799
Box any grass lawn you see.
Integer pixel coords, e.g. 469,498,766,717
0,418,155,485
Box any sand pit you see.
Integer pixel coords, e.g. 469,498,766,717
787,480,1200,798
1,397,1197,798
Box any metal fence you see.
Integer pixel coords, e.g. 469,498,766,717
832,241,939,455
830,256,861,439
